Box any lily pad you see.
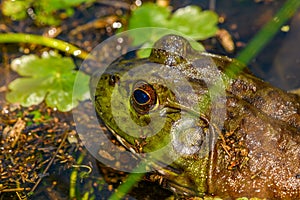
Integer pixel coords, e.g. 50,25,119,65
6,53,90,112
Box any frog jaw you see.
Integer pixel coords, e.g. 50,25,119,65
105,117,208,197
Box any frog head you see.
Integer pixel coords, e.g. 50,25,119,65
90,34,226,196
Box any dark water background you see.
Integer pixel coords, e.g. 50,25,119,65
187,0,300,90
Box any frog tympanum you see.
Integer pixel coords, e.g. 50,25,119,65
91,34,300,199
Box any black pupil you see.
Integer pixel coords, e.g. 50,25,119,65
133,89,150,104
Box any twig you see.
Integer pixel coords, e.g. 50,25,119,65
96,0,130,9
10,118,26,148
70,16,119,36
30,131,69,194
0,86,7,92
209,0,216,10
290,88,300,95
71,164,92,175
0,187,31,192
2,45,10,92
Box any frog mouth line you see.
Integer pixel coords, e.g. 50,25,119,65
105,122,201,196
107,116,218,196
104,122,185,174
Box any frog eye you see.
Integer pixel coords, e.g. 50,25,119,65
133,89,151,105
131,81,157,114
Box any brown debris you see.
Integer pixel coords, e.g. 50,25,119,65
216,28,235,53
0,104,77,198
219,129,249,170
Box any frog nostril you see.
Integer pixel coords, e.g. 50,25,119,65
109,75,119,86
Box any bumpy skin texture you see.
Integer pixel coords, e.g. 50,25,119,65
213,68,300,199
91,34,300,199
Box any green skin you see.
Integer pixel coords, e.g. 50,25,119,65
91,34,300,199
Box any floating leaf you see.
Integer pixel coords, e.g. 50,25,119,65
128,3,219,40
2,0,32,20
2,0,95,26
128,3,170,45
6,53,90,112
127,3,218,57
169,6,219,40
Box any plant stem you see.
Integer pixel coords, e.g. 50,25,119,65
0,33,90,60
225,0,300,77
70,151,86,199
108,161,147,200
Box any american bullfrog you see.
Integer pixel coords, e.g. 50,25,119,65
90,34,300,199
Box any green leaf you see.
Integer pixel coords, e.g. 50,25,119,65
128,3,169,29
2,0,95,26
2,0,33,20
128,3,170,45
136,47,153,58
128,3,218,41
169,6,219,40
6,77,49,107
127,3,218,57
6,54,90,112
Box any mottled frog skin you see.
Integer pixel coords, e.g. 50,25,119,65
91,34,300,199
